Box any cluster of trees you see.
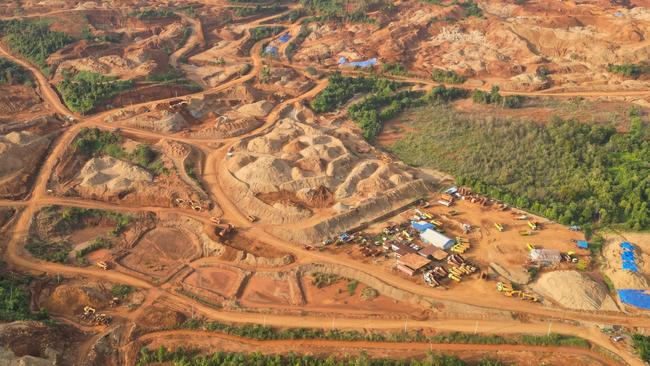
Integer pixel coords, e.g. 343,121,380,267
0,19,73,72
128,8,178,20
311,73,401,113
299,0,377,23
348,89,426,141
286,25,311,61
0,57,30,85
72,127,168,175
75,237,111,264
137,348,505,366
0,271,49,321
250,26,286,42
381,63,409,76
111,284,133,299
390,105,650,230
26,238,71,263
607,63,650,79
57,71,133,114
232,4,288,17
633,334,650,362
421,0,482,19
431,68,465,84
472,86,524,108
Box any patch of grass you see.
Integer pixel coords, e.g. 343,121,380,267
111,284,133,299
146,68,202,92
472,86,524,108
382,62,409,76
360,286,378,300
608,63,650,79
311,272,340,288
346,279,359,295
57,70,133,114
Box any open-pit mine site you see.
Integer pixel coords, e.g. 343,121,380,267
1,0,650,365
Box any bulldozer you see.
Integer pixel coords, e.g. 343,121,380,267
215,223,236,238
96,261,109,270
518,230,534,236
519,292,539,302
527,221,538,230
496,281,514,293
526,243,536,251
247,214,258,222
494,223,504,232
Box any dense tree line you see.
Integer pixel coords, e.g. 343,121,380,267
137,347,505,366
390,106,650,230
56,71,133,114
179,319,588,348
0,270,48,321
0,57,30,85
632,334,650,362
232,4,288,17
310,73,402,113
299,0,377,23
0,19,73,72
128,8,178,20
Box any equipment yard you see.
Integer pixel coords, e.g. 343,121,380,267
0,0,649,365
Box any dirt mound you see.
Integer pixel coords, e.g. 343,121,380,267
78,156,153,191
532,270,619,311
0,321,78,364
0,131,53,199
137,306,187,329
40,283,110,316
236,100,274,118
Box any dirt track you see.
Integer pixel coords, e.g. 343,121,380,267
0,5,647,366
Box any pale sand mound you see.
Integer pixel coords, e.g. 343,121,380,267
532,270,619,312
234,156,293,189
237,100,274,118
78,156,153,191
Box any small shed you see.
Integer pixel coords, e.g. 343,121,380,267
420,229,454,250
411,220,434,233
529,249,562,265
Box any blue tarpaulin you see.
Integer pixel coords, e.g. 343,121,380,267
618,289,650,310
264,45,278,55
576,240,589,249
620,242,635,250
622,251,635,261
411,221,434,233
279,33,291,43
345,58,377,68
622,261,638,272
338,56,347,65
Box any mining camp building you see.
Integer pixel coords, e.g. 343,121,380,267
420,229,454,250
396,253,431,276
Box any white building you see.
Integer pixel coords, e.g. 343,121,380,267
420,229,454,250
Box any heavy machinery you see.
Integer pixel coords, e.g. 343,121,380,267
518,230,534,236
430,220,443,227
447,254,465,267
527,221,538,230
423,271,440,287
451,242,470,254
496,282,539,302
96,261,109,270
210,216,222,225
526,243,536,251
494,223,504,232
515,214,528,220
215,223,236,238
247,214,257,222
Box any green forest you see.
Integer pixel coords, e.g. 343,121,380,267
0,19,73,72
0,271,48,321
633,334,650,362
607,63,650,79
0,57,30,85
137,348,504,366
56,71,133,114
390,105,650,230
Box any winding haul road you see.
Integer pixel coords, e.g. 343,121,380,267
0,5,646,366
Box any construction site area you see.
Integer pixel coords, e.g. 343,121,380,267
0,0,649,365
